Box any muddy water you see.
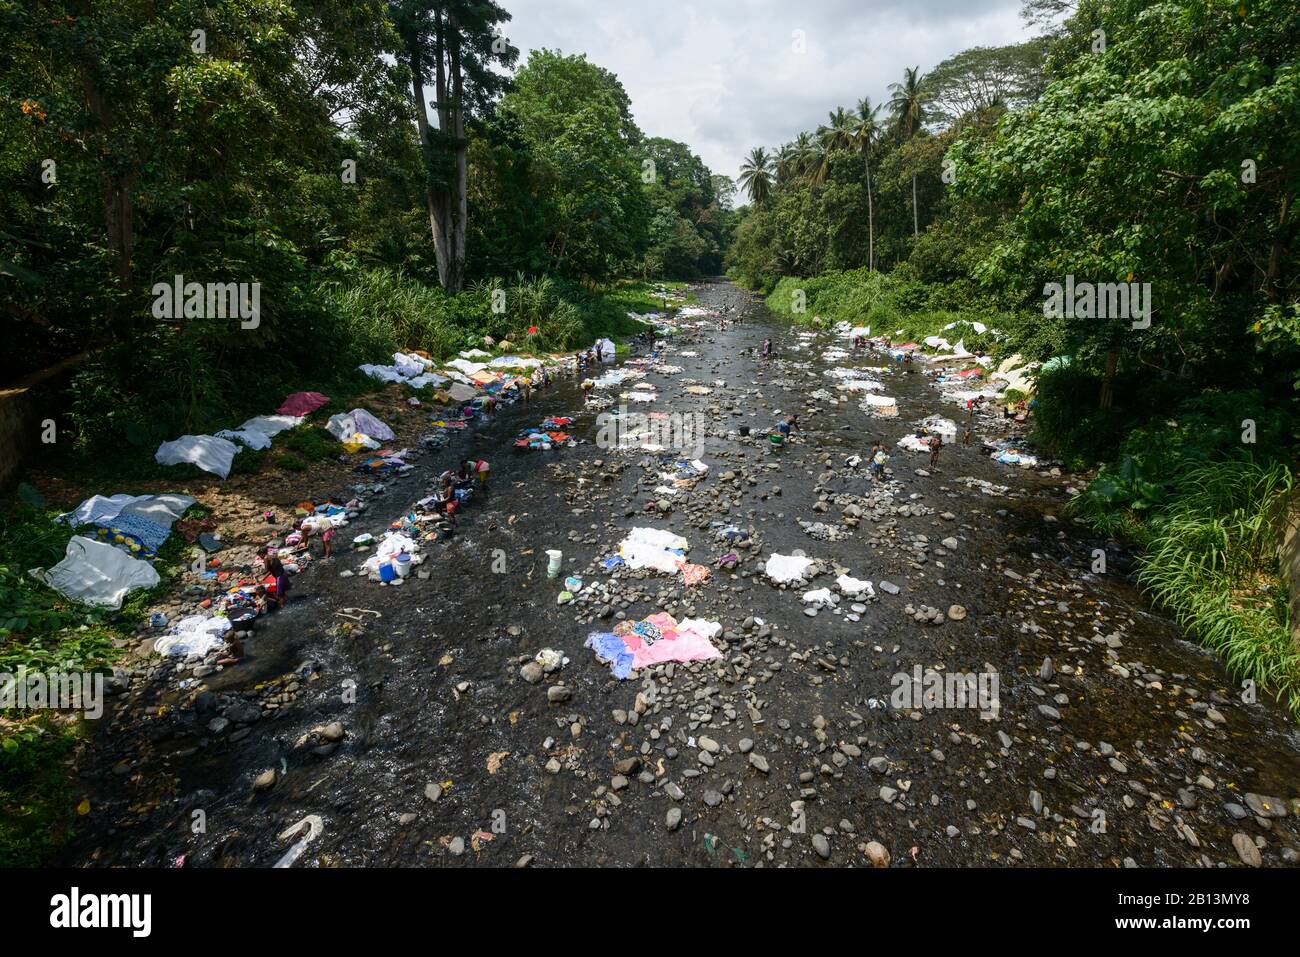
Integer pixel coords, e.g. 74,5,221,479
65,279,1300,868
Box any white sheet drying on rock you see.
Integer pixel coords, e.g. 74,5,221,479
802,587,838,608
618,527,689,573
836,574,875,599
765,553,818,584
154,614,231,657
36,535,160,609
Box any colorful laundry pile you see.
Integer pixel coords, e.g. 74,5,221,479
355,448,412,476
515,416,575,450
586,613,723,679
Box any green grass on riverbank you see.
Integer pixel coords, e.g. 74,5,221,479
57,270,667,464
764,270,1012,358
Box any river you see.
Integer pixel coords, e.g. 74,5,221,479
63,279,1300,868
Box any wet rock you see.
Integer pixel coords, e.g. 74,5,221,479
520,662,544,684
547,685,572,703
666,807,682,831
812,834,831,859
864,841,890,867
1232,832,1261,866
1243,793,1287,819
253,769,276,791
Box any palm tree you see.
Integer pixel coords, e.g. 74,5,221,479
888,66,931,237
774,141,800,186
810,107,857,185
738,146,774,206
792,131,817,180
887,65,929,140
852,97,881,270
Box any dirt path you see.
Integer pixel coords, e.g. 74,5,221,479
64,279,1300,868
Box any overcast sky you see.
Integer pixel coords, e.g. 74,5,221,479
504,0,1037,182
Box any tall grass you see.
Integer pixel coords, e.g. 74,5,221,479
1135,461,1300,717
765,269,1009,355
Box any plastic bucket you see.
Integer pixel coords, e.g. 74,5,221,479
546,549,563,578
378,562,397,583
393,554,412,578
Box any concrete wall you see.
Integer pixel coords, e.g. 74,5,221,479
0,353,88,488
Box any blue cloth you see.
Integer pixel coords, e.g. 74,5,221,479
586,632,634,679
92,512,171,556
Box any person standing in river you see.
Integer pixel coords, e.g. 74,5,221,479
928,432,943,468
266,554,289,610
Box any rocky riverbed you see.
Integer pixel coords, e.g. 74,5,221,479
64,279,1300,868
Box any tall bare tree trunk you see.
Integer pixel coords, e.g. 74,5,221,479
449,21,466,291
865,155,874,271
425,11,465,292
912,174,918,238
406,38,449,284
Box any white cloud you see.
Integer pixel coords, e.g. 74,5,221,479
504,0,1036,180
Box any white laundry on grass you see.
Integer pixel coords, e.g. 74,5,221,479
444,358,487,376
155,434,242,479
216,414,305,450
60,493,196,532
35,535,161,609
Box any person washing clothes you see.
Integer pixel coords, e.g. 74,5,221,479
266,554,289,610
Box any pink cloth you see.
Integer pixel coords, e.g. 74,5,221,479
628,613,722,669
277,391,331,416
631,627,722,669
